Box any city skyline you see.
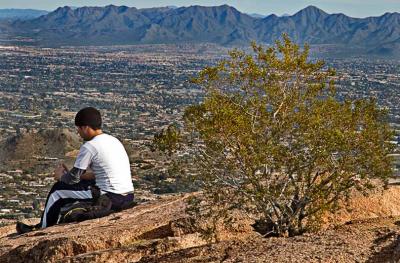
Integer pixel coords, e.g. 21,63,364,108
0,0,399,18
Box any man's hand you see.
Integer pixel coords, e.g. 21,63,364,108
61,163,69,173
81,172,95,181
53,164,67,181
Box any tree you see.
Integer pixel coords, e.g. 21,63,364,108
155,35,395,237
152,124,181,155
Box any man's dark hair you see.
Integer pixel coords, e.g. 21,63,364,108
75,107,102,130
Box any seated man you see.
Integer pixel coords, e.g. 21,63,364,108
17,107,134,234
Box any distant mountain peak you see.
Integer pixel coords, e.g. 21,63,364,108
293,5,328,17
51,6,74,17
118,6,129,12
265,14,278,19
291,5,328,24
381,11,400,17
218,4,231,8
102,4,130,13
56,6,72,12
303,5,326,12
183,4,238,11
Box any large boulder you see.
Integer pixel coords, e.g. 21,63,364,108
2,187,400,262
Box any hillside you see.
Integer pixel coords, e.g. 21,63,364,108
2,186,400,262
1,5,399,57
0,128,81,172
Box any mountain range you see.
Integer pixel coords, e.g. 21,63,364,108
1,5,400,56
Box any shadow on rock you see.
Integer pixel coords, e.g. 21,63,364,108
366,229,400,263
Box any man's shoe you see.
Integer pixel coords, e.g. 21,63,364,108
16,222,40,234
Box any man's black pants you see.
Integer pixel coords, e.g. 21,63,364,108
40,180,134,228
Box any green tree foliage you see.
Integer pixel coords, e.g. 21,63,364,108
155,35,395,237
152,124,181,155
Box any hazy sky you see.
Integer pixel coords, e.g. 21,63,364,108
0,0,399,17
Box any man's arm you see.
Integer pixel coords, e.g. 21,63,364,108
60,167,87,184
59,144,95,184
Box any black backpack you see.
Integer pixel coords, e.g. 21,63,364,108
58,186,113,224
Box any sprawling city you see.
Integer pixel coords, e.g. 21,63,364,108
0,44,398,221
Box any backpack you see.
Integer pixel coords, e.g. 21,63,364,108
58,185,113,224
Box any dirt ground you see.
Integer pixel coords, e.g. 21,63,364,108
140,216,400,263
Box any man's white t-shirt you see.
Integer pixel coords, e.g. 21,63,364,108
74,133,134,194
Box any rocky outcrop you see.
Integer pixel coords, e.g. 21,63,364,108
2,186,400,262
0,193,252,263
